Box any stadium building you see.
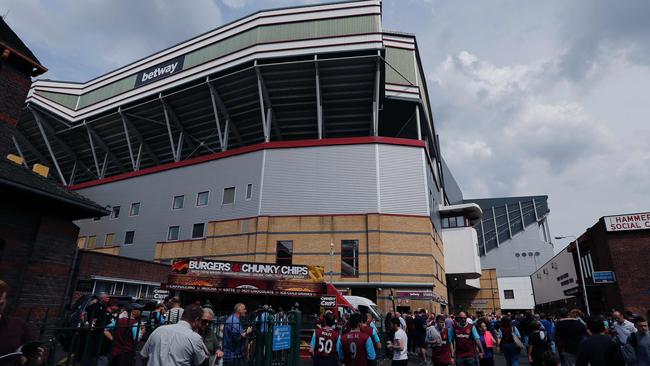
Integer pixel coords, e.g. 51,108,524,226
440,163,555,311
6,1,491,313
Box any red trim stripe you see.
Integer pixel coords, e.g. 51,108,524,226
69,137,425,190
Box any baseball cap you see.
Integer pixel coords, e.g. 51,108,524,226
128,303,144,311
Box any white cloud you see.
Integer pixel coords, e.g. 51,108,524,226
221,0,247,9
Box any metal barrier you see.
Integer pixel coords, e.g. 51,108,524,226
18,307,303,366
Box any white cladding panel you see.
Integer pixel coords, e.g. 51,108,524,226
377,144,428,215
531,248,578,305
498,276,535,310
260,145,379,215
75,143,431,260
441,227,482,276
75,151,264,260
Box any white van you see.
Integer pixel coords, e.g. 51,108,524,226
343,295,381,320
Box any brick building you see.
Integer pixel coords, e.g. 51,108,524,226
568,212,650,315
70,250,169,304
0,17,108,322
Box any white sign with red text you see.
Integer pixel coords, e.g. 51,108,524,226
605,213,650,232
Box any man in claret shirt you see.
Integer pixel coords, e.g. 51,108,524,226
311,312,340,366
338,313,376,366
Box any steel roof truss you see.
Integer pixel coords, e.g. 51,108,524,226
160,95,199,161
69,160,77,185
85,124,128,174
31,107,98,184
11,136,30,169
32,109,67,185
11,128,48,169
119,112,162,166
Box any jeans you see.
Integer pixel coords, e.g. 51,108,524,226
560,352,577,366
501,343,521,366
455,357,478,366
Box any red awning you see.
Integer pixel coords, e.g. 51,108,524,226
326,283,353,308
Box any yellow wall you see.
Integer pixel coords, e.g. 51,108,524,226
155,214,447,312
453,268,501,314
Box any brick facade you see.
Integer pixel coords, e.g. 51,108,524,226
451,269,501,314
0,194,80,322
71,250,169,303
572,219,650,315
0,48,34,157
147,213,448,313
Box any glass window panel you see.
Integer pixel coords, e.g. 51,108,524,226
93,280,113,295
87,236,97,249
276,240,293,265
504,290,514,299
442,217,449,228
130,202,140,216
192,223,205,238
222,187,235,205
246,184,253,200
112,206,120,219
173,195,184,209
123,283,140,298
124,231,135,245
197,191,209,206
77,237,87,248
104,233,115,246
168,226,180,241
341,240,359,277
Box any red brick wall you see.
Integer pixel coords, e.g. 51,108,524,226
71,251,169,302
0,201,79,322
606,227,650,314
0,60,32,156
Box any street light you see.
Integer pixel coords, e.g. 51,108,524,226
329,240,334,284
555,235,590,315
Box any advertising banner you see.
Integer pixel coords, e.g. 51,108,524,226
168,259,326,297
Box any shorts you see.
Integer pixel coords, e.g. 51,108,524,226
313,355,338,366
413,334,426,348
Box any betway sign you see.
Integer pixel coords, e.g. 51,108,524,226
605,213,650,232
135,55,184,87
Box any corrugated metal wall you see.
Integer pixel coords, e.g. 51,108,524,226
75,143,433,260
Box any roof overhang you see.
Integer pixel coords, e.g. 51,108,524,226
438,203,483,225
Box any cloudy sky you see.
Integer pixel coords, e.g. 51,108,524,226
2,0,649,251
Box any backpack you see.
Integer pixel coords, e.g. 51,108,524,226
620,333,638,365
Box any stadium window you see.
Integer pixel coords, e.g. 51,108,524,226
222,187,235,205
196,191,209,206
341,240,359,277
87,236,97,249
124,231,135,245
168,226,180,241
246,183,253,200
456,216,466,227
192,223,205,239
276,240,293,265
172,195,184,210
129,202,140,216
442,217,449,228
104,233,115,246
77,237,87,249
111,206,120,219
504,289,515,299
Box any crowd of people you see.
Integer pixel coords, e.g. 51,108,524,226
311,307,650,366
1,277,649,366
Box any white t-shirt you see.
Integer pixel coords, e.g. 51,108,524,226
393,328,409,360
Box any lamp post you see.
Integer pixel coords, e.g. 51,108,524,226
555,235,590,315
329,240,334,284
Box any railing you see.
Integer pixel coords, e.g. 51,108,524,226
11,307,304,366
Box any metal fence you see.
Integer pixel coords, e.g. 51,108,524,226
17,308,303,366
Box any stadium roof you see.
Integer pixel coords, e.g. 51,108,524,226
11,0,444,188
